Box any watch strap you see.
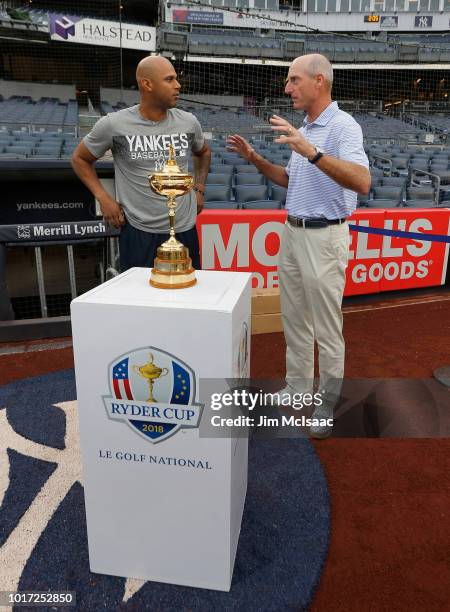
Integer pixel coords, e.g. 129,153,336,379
193,185,205,196
308,150,323,165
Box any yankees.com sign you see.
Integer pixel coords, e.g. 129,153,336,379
197,209,450,296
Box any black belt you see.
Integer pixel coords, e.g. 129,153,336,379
287,215,347,229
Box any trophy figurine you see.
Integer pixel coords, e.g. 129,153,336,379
133,353,168,403
148,145,196,289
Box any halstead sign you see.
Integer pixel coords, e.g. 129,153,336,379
49,13,156,51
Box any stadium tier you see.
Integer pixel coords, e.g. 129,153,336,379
205,138,450,207
0,96,78,132
161,30,450,63
0,79,449,206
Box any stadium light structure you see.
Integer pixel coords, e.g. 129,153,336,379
0,16,49,44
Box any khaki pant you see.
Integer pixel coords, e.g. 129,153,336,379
278,220,350,399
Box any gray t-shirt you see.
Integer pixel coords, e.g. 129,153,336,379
83,105,205,233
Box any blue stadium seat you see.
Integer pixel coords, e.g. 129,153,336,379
357,194,369,206
410,159,429,171
235,165,258,173
235,185,268,203
373,186,403,202
407,187,435,201
205,185,231,202
370,177,383,189
221,153,242,165
235,173,265,185
206,173,232,186
432,169,450,185
366,199,400,209
381,177,407,188
203,201,238,210
210,164,233,175
3,144,33,157
242,200,282,210
404,200,435,208
391,156,410,175
370,167,384,177
271,185,287,205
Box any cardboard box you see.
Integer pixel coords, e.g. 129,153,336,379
251,288,281,315
251,312,283,335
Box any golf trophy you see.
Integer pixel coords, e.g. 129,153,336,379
148,145,196,289
133,353,168,403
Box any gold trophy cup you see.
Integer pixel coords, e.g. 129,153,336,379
148,145,196,289
133,353,168,403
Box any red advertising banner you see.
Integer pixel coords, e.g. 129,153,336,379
197,208,450,295
346,209,385,296
380,208,450,292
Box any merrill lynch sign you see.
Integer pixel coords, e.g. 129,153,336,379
0,221,119,243
49,13,156,51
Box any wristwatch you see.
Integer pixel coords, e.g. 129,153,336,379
308,146,324,165
193,184,205,196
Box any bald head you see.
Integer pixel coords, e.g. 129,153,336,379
292,54,333,90
285,52,333,115
136,55,181,113
136,55,175,88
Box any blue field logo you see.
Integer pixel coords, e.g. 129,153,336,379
103,347,203,443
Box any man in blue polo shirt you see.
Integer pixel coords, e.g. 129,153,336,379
228,54,370,438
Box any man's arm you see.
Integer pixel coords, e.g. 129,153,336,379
313,156,370,195
270,115,371,195
192,142,211,213
71,142,125,228
227,135,289,187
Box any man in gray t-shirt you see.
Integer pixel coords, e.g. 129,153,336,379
71,56,211,271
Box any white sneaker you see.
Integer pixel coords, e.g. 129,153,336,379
309,405,334,439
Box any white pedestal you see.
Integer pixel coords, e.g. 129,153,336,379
71,268,252,591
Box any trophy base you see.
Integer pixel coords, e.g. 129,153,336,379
149,239,197,290
150,268,197,289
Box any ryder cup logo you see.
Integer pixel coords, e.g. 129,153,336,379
103,347,203,443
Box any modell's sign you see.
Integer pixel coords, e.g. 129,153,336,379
197,209,450,296
49,13,156,51
346,209,449,295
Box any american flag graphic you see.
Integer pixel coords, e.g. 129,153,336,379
112,358,133,400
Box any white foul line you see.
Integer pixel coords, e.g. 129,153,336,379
343,295,450,314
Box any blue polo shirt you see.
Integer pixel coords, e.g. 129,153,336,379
285,101,369,220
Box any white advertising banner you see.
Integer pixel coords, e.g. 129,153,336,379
169,5,298,30
166,4,450,32
49,13,156,51
71,268,252,591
